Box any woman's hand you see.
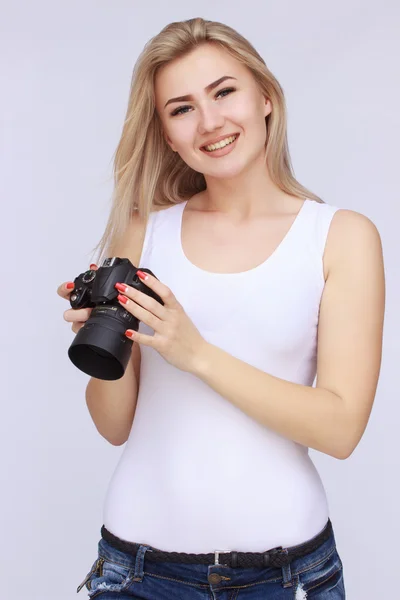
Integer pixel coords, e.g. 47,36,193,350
57,264,98,334
115,270,208,374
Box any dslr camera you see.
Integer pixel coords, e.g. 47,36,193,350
68,258,164,380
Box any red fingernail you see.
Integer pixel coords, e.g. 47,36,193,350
66,283,74,289
136,270,148,280
117,294,128,304
90,264,97,269
115,282,127,292
125,330,134,338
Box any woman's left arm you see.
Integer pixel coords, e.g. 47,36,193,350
192,210,386,460
118,210,385,460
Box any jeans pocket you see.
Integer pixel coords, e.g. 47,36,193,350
294,548,344,598
77,555,133,597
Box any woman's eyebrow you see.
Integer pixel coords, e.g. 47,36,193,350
163,75,237,108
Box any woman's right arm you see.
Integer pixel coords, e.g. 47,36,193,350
59,210,147,446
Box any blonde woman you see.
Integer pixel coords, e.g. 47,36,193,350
59,17,385,599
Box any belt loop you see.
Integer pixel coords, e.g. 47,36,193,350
132,545,153,582
231,551,238,568
281,549,293,588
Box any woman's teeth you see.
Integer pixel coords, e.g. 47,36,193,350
203,134,238,152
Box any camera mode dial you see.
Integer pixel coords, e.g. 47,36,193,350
82,270,96,284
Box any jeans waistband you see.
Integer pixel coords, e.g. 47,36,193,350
100,518,333,569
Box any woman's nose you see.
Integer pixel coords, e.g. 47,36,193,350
197,103,225,134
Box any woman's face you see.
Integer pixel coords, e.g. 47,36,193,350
155,44,271,179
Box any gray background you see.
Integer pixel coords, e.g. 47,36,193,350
1,1,399,598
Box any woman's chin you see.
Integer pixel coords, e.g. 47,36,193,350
204,161,248,180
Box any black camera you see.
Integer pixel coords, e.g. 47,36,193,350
68,257,164,380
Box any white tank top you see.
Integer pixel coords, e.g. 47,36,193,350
103,197,341,552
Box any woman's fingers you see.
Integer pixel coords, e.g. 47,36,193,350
57,281,75,299
71,321,85,334
63,307,92,323
58,264,98,332
57,264,98,299
64,307,92,333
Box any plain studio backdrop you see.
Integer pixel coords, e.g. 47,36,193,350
1,1,399,598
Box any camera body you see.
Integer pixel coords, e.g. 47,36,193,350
67,258,164,380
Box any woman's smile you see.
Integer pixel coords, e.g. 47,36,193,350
200,133,240,158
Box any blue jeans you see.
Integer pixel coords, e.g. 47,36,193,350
77,522,345,599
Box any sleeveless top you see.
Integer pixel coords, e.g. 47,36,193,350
102,197,342,553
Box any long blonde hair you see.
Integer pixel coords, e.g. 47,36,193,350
91,17,324,263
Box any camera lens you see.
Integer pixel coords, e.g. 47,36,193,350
68,307,138,380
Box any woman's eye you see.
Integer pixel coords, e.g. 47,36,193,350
217,87,235,99
170,87,236,117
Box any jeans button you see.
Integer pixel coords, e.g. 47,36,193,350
208,573,222,584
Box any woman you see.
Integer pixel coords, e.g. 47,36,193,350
59,17,385,599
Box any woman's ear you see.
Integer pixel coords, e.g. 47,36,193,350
264,97,272,118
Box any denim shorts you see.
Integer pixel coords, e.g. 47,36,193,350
77,520,345,599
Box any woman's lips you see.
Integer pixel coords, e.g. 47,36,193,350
200,133,240,157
